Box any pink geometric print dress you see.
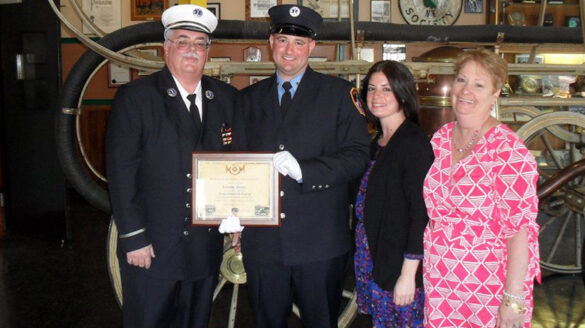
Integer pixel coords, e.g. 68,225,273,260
423,122,540,328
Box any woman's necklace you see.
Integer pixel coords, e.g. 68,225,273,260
453,123,481,154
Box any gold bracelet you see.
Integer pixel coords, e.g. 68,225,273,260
504,298,527,314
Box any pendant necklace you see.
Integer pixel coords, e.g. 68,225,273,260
453,123,481,154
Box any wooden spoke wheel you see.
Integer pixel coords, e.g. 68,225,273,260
516,111,585,274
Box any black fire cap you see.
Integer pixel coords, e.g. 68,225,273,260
268,5,323,39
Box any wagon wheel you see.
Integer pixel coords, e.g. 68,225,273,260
107,219,358,327
516,111,585,274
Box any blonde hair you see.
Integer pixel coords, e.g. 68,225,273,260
454,48,508,92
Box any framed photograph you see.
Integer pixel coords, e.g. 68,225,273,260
244,47,262,62
299,0,358,20
131,0,168,21
515,54,544,64
370,0,390,23
249,76,270,85
108,62,131,87
382,43,406,62
207,2,221,19
246,0,281,20
566,16,581,28
191,152,281,227
464,0,483,13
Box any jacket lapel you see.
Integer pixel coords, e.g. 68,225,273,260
158,67,199,144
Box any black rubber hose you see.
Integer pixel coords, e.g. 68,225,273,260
56,22,164,213
56,20,584,214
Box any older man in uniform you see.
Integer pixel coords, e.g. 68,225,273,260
237,4,370,327
105,4,238,327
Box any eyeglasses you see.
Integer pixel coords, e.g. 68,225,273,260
168,38,210,51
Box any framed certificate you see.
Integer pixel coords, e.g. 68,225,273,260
192,152,281,226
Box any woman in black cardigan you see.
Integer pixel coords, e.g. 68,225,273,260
354,60,434,327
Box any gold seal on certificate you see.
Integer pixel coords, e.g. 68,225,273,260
191,152,281,226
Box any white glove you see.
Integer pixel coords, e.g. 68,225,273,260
218,214,244,234
273,151,302,182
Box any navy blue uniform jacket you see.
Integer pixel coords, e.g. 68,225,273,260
238,67,370,265
106,66,238,280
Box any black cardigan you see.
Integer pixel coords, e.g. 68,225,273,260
363,119,434,291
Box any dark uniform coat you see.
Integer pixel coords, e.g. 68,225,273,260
238,67,370,265
106,66,238,280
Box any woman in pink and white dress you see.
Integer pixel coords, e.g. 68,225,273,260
422,48,540,328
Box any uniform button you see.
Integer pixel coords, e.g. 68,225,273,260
186,173,192,179
312,185,316,189
280,213,286,219
325,184,329,188
186,188,192,193
280,190,284,197
185,217,190,222
318,185,323,189
186,203,191,208
183,231,189,236
279,144,285,150
208,228,212,232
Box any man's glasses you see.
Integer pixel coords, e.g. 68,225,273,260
168,38,210,51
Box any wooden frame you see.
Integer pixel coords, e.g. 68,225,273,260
298,0,358,20
131,0,168,21
108,62,131,87
207,2,221,19
246,0,281,21
370,0,390,23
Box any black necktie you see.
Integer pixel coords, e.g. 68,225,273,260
186,94,203,135
280,81,292,115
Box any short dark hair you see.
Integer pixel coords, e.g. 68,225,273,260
360,60,420,132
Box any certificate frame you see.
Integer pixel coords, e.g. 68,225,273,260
298,0,358,21
246,0,282,21
131,0,167,21
192,152,281,226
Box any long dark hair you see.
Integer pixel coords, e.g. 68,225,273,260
360,60,420,133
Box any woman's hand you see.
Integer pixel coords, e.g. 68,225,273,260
496,300,526,328
393,274,415,306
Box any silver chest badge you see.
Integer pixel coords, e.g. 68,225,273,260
205,90,214,100
166,88,178,97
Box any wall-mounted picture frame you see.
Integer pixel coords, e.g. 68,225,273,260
382,44,406,61
207,2,221,19
82,0,121,34
246,0,281,20
108,62,131,87
515,54,544,64
298,0,358,20
131,0,168,21
136,49,159,76
464,0,483,13
566,16,581,28
244,47,262,62
370,0,390,23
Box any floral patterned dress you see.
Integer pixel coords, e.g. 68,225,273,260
423,122,540,328
354,144,425,328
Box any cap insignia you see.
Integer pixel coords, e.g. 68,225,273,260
193,8,203,17
289,6,300,17
167,88,178,97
